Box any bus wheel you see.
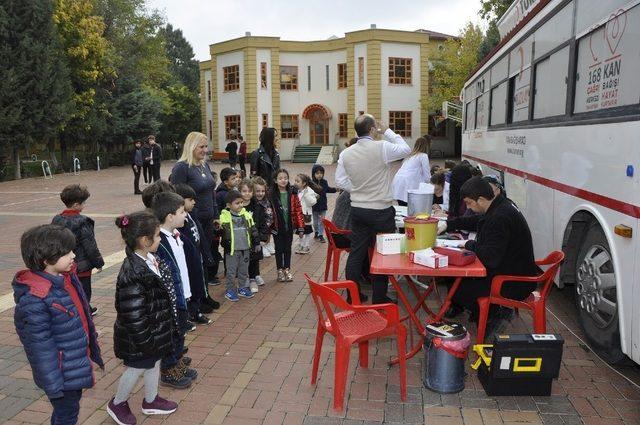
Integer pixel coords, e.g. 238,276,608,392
574,223,626,364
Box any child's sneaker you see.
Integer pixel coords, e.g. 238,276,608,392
255,275,265,286
277,269,286,282
107,398,136,425
160,366,192,389
141,395,178,415
317,235,326,243
249,279,259,293
225,289,239,302
238,287,255,298
294,245,303,254
284,268,293,282
303,246,311,254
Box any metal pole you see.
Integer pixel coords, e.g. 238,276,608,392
73,157,80,175
96,156,101,171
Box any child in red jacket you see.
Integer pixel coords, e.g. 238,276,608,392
269,169,304,282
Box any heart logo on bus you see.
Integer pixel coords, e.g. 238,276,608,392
605,9,627,55
588,33,601,62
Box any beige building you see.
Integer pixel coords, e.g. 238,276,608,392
200,26,454,160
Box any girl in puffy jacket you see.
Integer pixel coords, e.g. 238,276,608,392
294,173,320,255
107,211,178,425
269,169,305,282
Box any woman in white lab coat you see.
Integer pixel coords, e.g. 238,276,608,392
392,136,432,206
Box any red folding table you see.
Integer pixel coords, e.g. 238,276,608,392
370,247,486,362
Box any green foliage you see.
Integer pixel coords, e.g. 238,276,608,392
158,83,200,146
479,0,513,22
161,24,200,91
0,0,72,177
478,21,501,61
426,23,484,114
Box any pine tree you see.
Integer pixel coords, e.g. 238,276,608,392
161,24,200,91
0,0,71,178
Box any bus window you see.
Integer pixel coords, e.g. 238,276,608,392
491,55,508,85
533,45,570,119
575,0,628,35
534,2,573,59
508,67,531,123
476,92,489,129
490,81,508,126
465,100,476,131
573,5,640,114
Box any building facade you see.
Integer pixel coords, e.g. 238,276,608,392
200,27,453,159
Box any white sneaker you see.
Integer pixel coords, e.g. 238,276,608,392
303,246,311,254
255,275,265,286
299,246,308,255
249,279,259,293
295,245,303,254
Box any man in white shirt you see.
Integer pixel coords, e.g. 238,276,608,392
335,113,410,303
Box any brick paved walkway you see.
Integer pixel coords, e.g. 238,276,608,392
0,161,639,424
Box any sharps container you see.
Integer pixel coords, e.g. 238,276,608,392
423,322,470,394
404,215,438,251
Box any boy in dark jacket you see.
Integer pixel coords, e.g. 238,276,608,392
445,176,540,336
215,167,239,208
52,184,104,316
151,192,197,389
311,164,337,243
13,224,103,425
175,183,217,321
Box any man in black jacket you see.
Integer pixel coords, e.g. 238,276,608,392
445,177,540,332
147,135,162,182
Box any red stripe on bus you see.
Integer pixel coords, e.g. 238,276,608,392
464,155,640,218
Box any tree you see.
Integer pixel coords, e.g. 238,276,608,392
0,0,72,178
477,21,501,61
479,0,512,22
158,83,200,147
53,0,112,156
161,24,200,91
426,23,484,114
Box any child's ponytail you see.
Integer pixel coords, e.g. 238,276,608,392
115,210,160,253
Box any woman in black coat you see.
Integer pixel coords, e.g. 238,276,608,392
250,127,281,184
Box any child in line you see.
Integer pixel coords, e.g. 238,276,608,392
310,165,337,243
240,178,270,292
141,180,176,209
13,224,103,424
294,174,319,254
108,211,178,424
174,184,213,324
252,177,274,259
151,192,197,389
270,169,305,282
52,184,104,315
219,190,260,301
215,167,240,210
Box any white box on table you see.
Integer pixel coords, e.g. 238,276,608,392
376,233,406,255
409,248,448,268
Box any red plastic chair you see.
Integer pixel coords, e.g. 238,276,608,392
476,251,565,343
322,218,352,281
304,274,407,411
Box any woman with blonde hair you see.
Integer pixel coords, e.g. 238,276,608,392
392,135,432,206
170,132,221,307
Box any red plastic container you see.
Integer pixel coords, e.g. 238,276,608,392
433,247,476,266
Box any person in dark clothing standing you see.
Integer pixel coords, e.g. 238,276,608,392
444,176,540,333
173,141,180,160
141,140,151,184
51,184,104,316
311,164,337,243
132,140,144,194
147,135,162,182
250,127,281,184
225,133,238,168
238,136,247,174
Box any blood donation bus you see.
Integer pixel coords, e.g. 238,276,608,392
460,0,640,364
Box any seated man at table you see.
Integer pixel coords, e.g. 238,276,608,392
444,176,540,333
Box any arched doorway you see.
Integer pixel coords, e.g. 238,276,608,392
302,104,331,145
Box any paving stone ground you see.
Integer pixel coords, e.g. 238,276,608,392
0,160,639,424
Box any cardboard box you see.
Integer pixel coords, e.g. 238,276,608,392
376,233,406,255
409,248,448,268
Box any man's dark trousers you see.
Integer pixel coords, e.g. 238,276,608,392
345,206,395,302
133,166,141,193
151,163,161,182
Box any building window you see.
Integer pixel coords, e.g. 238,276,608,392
224,115,241,139
388,57,412,85
207,119,212,139
338,63,347,88
223,65,240,91
206,80,211,101
338,113,348,137
389,111,412,137
307,66,311,91
280,114,299,138
262,113,269,128
260,62,268,89
280,66,298,90
358,57,364,85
